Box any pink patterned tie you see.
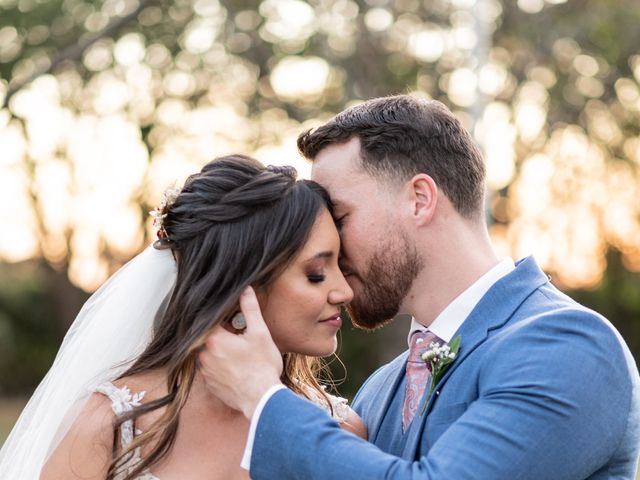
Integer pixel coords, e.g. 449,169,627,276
402,331,441,431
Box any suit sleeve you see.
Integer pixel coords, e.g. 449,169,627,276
249,309,635,480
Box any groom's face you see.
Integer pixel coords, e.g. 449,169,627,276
311,137,422,330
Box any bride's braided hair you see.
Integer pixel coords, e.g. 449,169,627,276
108,155,335,480
163,162,298,237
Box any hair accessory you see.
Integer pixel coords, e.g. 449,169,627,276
231,312,247,330
150,185,181,239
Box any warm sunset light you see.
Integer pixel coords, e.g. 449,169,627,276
0,72,316,290
1,4,639,478
0,0,639,297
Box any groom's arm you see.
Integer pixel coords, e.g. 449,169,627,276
246,307,635,480
200,289,637,479
250,388,421,479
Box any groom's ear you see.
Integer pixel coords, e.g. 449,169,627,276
406,174,437,227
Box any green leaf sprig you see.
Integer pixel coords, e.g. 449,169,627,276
420,335,461,414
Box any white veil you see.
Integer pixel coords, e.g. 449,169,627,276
0,245,177,479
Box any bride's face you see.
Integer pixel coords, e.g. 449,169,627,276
256,208,353,357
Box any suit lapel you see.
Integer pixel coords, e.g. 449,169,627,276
403,257,549,457
367,351,408,443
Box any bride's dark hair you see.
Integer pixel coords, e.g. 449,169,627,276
108,154,336,480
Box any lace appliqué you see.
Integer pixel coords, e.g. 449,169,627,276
95,382,159,480
301,384,350,423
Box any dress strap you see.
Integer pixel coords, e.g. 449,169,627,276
95,382,146,449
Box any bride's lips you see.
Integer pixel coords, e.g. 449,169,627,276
319,313,342,328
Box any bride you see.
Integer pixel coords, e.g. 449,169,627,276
0,155,366,479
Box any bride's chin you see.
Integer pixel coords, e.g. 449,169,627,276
289,341,337,359
314,340,338,358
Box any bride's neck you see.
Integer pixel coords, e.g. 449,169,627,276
188,370,244,417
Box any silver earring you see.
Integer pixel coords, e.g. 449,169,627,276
231,313,247,330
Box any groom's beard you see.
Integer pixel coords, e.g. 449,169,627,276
347,232,423,330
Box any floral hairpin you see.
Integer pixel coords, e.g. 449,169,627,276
150,185,181,239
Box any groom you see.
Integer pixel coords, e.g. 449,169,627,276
200,96,640,478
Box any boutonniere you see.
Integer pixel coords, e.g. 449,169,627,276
420,335,461,413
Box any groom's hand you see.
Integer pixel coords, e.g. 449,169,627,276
198,287,283,419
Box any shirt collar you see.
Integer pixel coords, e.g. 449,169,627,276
408,258,515,346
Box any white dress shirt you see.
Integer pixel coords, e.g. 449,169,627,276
241,257,515,470
407,257,515,345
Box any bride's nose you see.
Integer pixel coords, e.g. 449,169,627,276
328,273,353,305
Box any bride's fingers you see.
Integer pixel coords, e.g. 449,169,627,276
238,286,268,333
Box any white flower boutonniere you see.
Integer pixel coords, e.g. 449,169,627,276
420,335,461,413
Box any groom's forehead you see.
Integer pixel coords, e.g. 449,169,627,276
311,158,363,187
312,138,361,170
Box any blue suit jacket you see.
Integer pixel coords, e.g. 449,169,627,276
250,257,640,479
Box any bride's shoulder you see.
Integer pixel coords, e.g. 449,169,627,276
41,393,116,477
78,390,120,431
95,370,168,427
299,383,368,440
342,407,367,440
105,369,168,401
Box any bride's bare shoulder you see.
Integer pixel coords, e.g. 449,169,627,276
111,369,168,399
42,370,169,479
341,407,368,440
41,393,115,479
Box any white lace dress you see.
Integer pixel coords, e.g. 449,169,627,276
95,382,159,480
95,381,349,480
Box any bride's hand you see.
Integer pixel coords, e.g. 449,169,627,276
198,287,283,419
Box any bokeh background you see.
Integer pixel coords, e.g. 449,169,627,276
0,0,639,468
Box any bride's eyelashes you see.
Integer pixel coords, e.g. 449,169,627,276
307,273,326,283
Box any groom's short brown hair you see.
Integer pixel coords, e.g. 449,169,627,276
297,95,486,220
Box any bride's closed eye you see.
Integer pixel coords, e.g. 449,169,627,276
307,273,326,283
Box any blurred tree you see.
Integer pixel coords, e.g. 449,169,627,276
0,0,638,398
0,260,87,395
569,249,640,363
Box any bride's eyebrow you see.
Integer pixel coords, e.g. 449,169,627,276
302,251,334,264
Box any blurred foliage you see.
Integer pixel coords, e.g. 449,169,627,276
0,0,639,399
0,261,87,395
569,249,640,365
331,315,408,399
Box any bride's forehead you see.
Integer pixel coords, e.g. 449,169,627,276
297,214,340,252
